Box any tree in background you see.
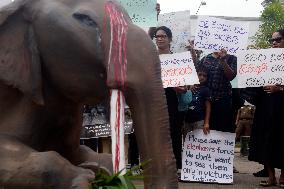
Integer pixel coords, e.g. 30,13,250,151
252,0,284,48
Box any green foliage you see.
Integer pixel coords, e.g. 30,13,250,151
89,160,151,189
89,169,136,189
252,0,284,48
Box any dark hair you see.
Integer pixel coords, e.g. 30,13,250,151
196,65,208,75
276,29,284,37
155,26,173,39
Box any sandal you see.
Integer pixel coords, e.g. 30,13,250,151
259,180,277,187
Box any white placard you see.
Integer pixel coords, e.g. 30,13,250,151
237,48,284,88
159,52,199,88
182,129,235,184
158,10,191,53
118,0,157,27
194,16,249,55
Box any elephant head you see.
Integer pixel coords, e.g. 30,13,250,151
0,0,178,188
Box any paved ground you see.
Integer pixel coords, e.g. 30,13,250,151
134,148,282,189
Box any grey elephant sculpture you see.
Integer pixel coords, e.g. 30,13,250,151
0,0,178,188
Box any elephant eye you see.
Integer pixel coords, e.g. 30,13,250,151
73,13,98,28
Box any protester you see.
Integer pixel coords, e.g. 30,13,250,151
155,26,184,173
183,65,211,140
246,29,284,187
193,49,237,132
190,47,237,172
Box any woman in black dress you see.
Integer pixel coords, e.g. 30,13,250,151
248,29,284,187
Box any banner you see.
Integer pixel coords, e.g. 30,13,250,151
237,48,284,88
81,105,133,138
182,129,235,183
194,16,249,55
158,10,191,53
159,52,199,88
118,0,157,27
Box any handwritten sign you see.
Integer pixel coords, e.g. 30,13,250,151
159,52,199,88
237,48,284,88
158,10,191,53
194,16,249,54
118,0,157,27
182,129,235,183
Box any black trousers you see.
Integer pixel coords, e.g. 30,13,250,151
128,133,139,166
210,97,234,132
169,111,184,170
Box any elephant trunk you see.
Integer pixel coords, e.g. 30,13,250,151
124,26,178,188
101,4,178,186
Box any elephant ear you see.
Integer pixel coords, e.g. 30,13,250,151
0,1,44,105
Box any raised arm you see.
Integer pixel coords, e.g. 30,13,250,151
219,49,237,81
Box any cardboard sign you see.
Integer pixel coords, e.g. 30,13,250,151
182,129,236,183
158,10,191,53
237,48,284,88
194,16,249,55
159,52,199,88
118,0,157,27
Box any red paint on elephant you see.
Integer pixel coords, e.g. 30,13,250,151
104,2,128,89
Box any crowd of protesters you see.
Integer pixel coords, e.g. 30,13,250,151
80,3,284,187
152,23,284,187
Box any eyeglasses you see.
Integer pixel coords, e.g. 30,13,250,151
155,34,168,39
269,37,283,44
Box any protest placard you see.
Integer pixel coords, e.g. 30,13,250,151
194,16,249,55
118,0,157,27
237,48,284,88
158,10,191,53
159,52,199,88
182,129,235,183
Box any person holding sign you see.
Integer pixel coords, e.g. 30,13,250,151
247,29,284,187
194,49,237,133
183,65,211,139
155,26,185,173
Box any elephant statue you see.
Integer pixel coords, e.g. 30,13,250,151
0,0,178,188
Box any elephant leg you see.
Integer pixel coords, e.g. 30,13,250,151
0,135,94,189
77,145,113,175
125,85,178,189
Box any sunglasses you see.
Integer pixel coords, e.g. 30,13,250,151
269,37,283,44
155,34,168,39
